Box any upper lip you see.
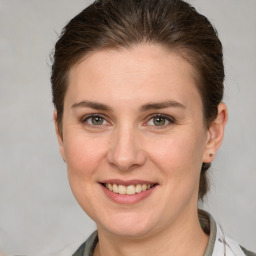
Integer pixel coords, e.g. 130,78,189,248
99,179,157,186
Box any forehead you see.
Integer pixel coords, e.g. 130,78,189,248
71,44,195,80
67,44,201,109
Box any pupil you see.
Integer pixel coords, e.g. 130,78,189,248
92,116,103,125
154,117,165,126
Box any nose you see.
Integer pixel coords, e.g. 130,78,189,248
107,127,146,171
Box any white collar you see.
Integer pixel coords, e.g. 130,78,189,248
212,223,246,256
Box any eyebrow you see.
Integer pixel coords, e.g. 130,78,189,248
71,100,186,112
72,101,112,111
140,100,186,112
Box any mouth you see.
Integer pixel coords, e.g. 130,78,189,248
99,180,158,204
101,182,157,195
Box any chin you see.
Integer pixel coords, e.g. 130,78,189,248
104,224,154,238
96,211,159,238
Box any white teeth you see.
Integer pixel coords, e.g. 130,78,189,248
135,184,142,193
118,185,126,195
106,183,113,191
127,185,136,195
105,183,153,195
141,184,147,191
113,184,118,193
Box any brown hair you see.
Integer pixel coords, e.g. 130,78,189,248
51,0,224,200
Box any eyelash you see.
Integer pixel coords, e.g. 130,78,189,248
144,114,176,129
81,114,109,127
81,113,176,128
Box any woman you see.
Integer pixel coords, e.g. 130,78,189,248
51,0,255,255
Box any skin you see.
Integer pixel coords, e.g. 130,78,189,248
54,44,227,256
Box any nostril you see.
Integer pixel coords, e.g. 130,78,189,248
107,132,146,170
107,148,146,171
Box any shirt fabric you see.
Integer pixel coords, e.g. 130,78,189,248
72,210,255,256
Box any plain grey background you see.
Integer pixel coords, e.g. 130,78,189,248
0,0,255,255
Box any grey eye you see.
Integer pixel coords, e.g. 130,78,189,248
152,116,166,126
84,115,107,126
90,116,104,125
146,114,175,127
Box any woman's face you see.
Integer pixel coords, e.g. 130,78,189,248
56,44,212,238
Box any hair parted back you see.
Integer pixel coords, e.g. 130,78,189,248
51,0,224,200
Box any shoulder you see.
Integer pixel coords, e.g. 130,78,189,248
240,246,256,256
72,242,86,256
199,210,255,256
215,225,256,256
215,224,256,256
72,231,98,256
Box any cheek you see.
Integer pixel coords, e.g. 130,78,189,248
147,129,206,181
63,132,109,217
63,131,109,199
64,132,107,173
147,133,205,209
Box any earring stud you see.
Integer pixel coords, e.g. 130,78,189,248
209,153,214,159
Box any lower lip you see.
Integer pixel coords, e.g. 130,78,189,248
100,184,158,204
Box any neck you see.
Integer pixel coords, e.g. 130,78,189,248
94,210,209,256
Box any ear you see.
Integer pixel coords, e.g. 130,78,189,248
203,103,228,163
53,111,66,162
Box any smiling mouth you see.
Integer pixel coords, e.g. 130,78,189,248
102,183,156,195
